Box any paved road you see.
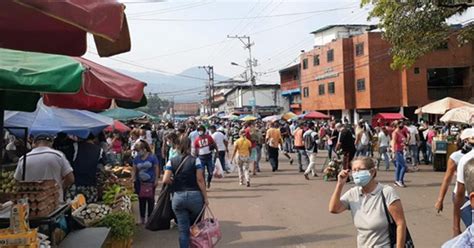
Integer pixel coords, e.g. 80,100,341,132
134,152,454,247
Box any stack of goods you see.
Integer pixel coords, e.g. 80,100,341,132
0,200,51,248
0,170,17,202
13,181,59,218
72,203,111,227
103,185,137,213
104,166,133,191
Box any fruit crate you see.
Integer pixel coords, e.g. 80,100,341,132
0,228,39,247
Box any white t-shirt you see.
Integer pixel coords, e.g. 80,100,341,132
450,150,464,194
212,132,228,152
188,130,199,149
14,146,73,203
456,149,474,184
378,132,390,147
408,126,418,145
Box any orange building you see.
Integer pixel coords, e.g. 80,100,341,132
296,24,473,122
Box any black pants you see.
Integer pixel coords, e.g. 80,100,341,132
268,146,279,171
139,197,154,218
213,151,227,170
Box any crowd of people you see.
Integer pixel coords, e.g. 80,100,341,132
8,114,474,247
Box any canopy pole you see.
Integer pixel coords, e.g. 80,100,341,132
0,90,4,164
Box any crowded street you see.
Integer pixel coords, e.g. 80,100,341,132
135,150,452,248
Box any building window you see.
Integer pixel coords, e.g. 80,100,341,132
303,87,309,97
313,55,320,66
356,79,366,91
318,84,325,95
302,58,308,70
328,82,335,94
414,67,420,74
327,49,334,62
355,43,364,56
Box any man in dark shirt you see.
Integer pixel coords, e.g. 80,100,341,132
336,123,356,171
53,132,75,164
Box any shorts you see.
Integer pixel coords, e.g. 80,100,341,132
250,147,258,162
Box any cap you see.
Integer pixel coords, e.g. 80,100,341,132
460,128,474,140
34,134,53,143
218,127,225,132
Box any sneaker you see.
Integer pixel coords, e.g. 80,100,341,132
290,159,294,165
394,181,404,187
246,181,250,187
207,182,211,189
312,173,318,177
239,182,243,186
304,173,309,180
400,182,407,188
413,166,420,172
299,169,305,173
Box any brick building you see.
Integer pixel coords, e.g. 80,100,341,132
279,63,302,114
173,102,200,118
295,24,473,122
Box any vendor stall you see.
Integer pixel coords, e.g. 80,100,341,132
371,113,406,127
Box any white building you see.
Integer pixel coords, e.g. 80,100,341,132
311,24,375,47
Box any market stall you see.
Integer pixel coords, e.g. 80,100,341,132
371,113,406,127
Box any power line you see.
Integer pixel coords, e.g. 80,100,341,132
128,1,213,17
129,6,359,21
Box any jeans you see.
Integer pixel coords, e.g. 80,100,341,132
304,152,318,175
255,145,262,170
296,148,309,171
355,144,369,157
268,146,279,171
199,154,214,184
283,137,292,152
379,146,390,170
172,191,204,248
419,141,428,164
409,145,419,165
139,197,154,219
426,143,433,164
328,144,335,160
395,151,407,183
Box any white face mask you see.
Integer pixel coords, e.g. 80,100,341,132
198,131,204,136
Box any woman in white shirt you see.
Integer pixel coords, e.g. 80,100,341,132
378,127,391,170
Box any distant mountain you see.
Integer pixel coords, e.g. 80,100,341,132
117,67,229,103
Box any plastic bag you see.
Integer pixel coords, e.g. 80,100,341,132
190,206,222,248
213,160,224,178
226,158,236,173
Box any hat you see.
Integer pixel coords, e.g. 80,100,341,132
218,127,225,132
34,134,53,143
460,128,474,140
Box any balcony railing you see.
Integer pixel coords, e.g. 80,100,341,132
428,85,472,101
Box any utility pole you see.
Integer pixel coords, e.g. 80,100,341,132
227,35,257,116
198,65,214,115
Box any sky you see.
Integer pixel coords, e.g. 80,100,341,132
84,0,474,86
85,0,374,84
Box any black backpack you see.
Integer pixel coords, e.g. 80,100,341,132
304,132,317,152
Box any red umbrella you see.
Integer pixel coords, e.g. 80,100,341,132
0,0,130,57
303,111,330,120
43,57,146,111
104,120,131,133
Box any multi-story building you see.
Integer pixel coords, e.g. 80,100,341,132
279,63,302,114
299,24,473,122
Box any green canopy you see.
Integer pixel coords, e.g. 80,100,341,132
0,48,84,111
100,108,148,121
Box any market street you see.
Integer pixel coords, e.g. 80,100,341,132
135,151,453,248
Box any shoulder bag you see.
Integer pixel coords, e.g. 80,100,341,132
381,192,415,248
146,156,189,231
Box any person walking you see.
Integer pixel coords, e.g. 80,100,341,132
280,122,294,165
355,120,370,157
378,126,391,170
327,120,339,160
266,121,282,172
329,157,408,247
303,122,319,179
231,130,252,187
407,122,420,171
336,123,356,172
210,125,229,173
294,122,309,173
133,140,160,224
392,121,409,187
162,138,209,248
193,125,216,189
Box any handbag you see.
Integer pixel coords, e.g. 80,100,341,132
190,206,222,248
381,192,415,248
145,156,188,231
139,182,155,198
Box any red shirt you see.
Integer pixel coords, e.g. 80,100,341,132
392,128,409,152
193,135,215,156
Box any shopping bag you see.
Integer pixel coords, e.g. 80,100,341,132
145,185,174,231
213,160,224,178
190,206,222,248
225,158,236,173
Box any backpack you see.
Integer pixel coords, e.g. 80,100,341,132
304,132,317,152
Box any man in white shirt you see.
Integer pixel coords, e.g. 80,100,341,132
14,134,75,203
210,125,229,172
407,123,420,171
454,128,474,236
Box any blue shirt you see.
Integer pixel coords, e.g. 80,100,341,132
133,154,158,183
442,224,474,247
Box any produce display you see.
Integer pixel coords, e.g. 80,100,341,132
72,203,111,227
0,171,17,194
104,166,134,192
96,212,135,241
103,185,137,213
14,181,59,218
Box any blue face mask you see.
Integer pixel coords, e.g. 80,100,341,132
352,170,372,187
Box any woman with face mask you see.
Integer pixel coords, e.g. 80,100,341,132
132,140,160,224
329,157,408,248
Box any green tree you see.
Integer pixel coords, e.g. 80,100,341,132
361,0,474,69
139,92,170,117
